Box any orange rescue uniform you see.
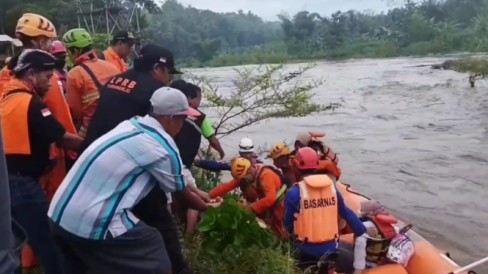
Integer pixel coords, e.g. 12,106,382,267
0,66,13,95
317,158,342,180
66,51,119,137
294,175,339,243
103,47,127,73
210,165,288,239
1,67,77,268
0,79,34,153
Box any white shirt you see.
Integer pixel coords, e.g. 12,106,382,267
353,221,400,270
48,115,185,240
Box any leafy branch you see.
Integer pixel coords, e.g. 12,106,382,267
188,64,341,138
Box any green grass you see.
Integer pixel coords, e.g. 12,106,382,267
184,233,300,274
450,57,488,76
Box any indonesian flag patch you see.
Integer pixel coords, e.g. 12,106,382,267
41,108,52,117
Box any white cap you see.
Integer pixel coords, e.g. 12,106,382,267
239,137,254,153
150,86,200,116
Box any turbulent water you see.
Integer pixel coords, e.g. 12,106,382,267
188,57,488,271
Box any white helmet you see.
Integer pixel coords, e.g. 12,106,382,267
238,137,254,153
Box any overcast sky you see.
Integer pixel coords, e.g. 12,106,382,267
174,0,406,21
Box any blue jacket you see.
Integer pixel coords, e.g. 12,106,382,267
196,160,231,171
196,158,264,172
284,182,366,258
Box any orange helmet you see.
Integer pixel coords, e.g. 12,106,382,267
16,13,57,38
231,157,251,180
268,143,291,160
293,147,319,170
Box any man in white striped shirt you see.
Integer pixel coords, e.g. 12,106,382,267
48,87,208,274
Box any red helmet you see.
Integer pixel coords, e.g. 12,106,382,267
51,40,66,55
293,147,319,170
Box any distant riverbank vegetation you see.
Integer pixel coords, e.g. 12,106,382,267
147,0,488,67
3,0,488,67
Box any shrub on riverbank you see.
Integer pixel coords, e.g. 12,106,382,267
184,199,299,274
451,57,488,76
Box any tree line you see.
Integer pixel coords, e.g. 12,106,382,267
278,0,488,59
2,0,488,66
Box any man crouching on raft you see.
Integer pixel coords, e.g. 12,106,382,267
209,157,289,240
284,147,366,268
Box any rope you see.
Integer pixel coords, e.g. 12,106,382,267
341,182,372,200
448,256,488,274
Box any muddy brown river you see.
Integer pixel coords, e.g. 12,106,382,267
188,56,488,272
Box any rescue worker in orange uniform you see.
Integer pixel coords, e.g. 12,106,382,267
209,157,289,239
0,14,56,94
0,15,75,132
63,28,119,138
50,41,68,96
0,50,83,274
103,31,136,73
295,131,342,179
284,147,365,266
268,142,297,183
0,13,77,269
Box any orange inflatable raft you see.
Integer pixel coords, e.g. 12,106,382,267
336,182,465,274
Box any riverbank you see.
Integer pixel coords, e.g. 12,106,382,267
181,43,488,69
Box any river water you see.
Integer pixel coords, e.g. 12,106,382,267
188,56,488,271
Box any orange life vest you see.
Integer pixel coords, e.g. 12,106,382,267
294,174,339,243
54,69,67,96
239,164,289,202
103,47,127,73
317,158,342,179
364,214,398,263
0,66,13,96
0,79,35,155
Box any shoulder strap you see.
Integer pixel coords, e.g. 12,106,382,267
2,89,33,100
79,63,103,90
97,51,105,60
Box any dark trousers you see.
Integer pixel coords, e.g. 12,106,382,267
51,221,171,274
132,187,190,274
9,174,62,274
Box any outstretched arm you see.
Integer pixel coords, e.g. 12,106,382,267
209,179,240,199
208,136,225,160
337,191,366,237
195,159,231,172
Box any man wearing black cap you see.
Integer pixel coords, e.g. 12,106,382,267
79,44,192,273
103,31,138,73
81,44,182,152
0,49,83,274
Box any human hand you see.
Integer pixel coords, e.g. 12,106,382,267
207,197,223,208
198,190,211,203
367,227,379,238
194,159,201,166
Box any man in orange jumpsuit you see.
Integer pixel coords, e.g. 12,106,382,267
209,157,289,239
295,131,342,180
63,28,119,138
0,13,78,269
103,31,136,73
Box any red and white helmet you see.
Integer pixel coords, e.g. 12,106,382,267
293,147,319,170
51,40,66,55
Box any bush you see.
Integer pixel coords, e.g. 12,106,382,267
184,199,299,274
328,39,399,59
92,33,112,51
452,57,488,76
401,41,442,56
